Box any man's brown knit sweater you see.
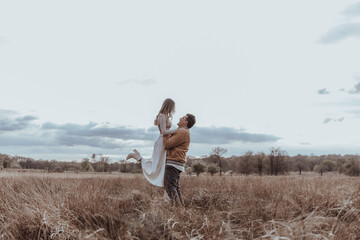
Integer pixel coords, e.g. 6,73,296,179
163,128,190,167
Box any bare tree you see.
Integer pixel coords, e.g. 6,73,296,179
314,162,326,176
254,152,266,176
211,147,227,176
119,160,127,173
294,154,306,175
240,151,253,176
91,153,103,162
268,148,288,175
100,156,110,172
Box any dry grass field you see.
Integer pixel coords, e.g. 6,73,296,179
0,171,359,240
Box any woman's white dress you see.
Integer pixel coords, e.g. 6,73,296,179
141,114,176,187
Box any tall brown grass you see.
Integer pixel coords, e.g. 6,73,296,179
0,172,359,239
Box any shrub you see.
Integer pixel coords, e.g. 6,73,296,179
192,162,206,176
207,164,219,176
345,158,360,176
80,158,94,172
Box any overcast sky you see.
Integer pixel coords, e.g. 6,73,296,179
1,0,360,161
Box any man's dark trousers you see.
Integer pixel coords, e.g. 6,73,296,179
164,165,184,206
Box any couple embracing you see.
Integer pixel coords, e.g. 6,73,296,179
126,98,196,207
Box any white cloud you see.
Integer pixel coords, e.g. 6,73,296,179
191,126,280,144
0,110,280,161
0,110,38,132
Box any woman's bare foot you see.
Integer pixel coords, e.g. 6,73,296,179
126,149,142,162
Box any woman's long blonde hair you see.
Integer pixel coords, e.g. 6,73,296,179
154,98,175,125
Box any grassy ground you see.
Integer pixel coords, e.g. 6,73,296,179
0,171,359,239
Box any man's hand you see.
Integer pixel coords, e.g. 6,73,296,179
163,129,188,149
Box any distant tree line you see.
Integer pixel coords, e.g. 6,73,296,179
0,153,129,173
186,147,360,177
1,148,359,176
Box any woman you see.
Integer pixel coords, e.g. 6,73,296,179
126,98,177,187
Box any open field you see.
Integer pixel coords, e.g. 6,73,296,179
0,171,359,239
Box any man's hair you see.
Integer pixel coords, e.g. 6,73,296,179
186,114,196,129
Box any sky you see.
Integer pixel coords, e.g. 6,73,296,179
1,0,360,161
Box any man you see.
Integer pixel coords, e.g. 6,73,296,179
163,113,196,206
126,113,196,206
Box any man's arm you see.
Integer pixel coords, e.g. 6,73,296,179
163,130,187,149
